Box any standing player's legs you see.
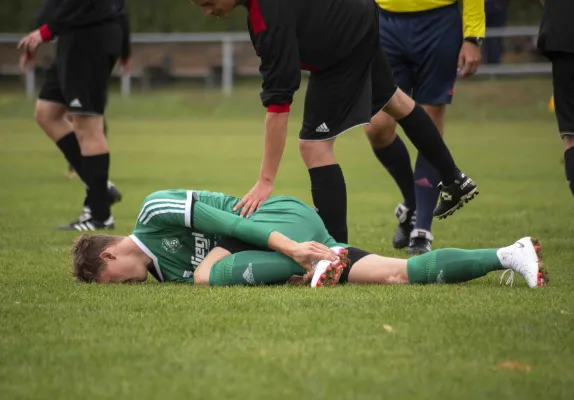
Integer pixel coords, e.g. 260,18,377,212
57,25,122,230
550,52,574,196
405,4,462,254
368,43,478,222
67,117,109,178
365,9,416,250
36,62,83,179
36,60,121,227
298,58,374,244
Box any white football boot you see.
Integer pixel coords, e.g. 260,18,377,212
497,237,548,288
311,247,349,288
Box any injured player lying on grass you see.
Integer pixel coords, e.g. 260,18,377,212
70,189,548,288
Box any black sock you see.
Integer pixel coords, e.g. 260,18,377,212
565,147,574,196
309,164,348,243
413,153,441,231
372,135,416,209
56,133,85,181
83,153,111,221
397,104,458,185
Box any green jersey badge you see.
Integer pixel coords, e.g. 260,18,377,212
162,237,182,253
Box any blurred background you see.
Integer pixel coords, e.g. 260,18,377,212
0,0,553,99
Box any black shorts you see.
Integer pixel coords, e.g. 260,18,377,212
550,52,574,137
299,26,398,141
38,24,122,115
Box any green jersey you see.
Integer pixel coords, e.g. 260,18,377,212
130,190,274,283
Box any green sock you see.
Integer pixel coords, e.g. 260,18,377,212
406,248,504,285
209,251,306,286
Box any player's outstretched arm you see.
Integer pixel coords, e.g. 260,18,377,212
234,112,289,218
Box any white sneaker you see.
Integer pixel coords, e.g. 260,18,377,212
310,247,349,288
497,237,547,288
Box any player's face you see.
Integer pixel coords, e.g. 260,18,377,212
97,254,148,284
192,0,236,19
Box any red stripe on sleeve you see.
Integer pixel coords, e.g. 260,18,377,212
248,0,267,35
39,24,53,41
267,104,290,113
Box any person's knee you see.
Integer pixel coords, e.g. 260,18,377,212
34,101,66,130
193,261,213,285
194,272,210,285
383,89,416,120
299,139,336,168
421,104,446,134
72,115,108,153
563,135,574,150
365,111,397,148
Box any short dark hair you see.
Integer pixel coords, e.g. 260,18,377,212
71,234,121,282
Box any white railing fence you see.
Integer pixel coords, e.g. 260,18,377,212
0,26,549,100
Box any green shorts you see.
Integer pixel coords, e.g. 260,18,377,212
247,196,345,248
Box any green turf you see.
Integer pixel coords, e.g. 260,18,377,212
0,78,573,399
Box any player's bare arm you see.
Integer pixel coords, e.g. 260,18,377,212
235,112,290,217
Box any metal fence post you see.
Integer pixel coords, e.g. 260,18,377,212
25,68,35,101
222,36,234,96
121,72,131,97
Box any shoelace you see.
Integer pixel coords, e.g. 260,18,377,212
500,269,515,287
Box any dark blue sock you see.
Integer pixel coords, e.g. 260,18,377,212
413,153,441,231
372,135,416,209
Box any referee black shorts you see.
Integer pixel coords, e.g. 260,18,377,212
550,52,574,137
299,29,398,141
38,23,122,116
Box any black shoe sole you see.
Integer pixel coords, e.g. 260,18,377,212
393,227,413,249
109,188,123,205
393,240,409,250
434,188,479,220
406,246,431,255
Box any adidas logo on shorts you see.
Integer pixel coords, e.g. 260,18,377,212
70,98,82,108
315,123,330,133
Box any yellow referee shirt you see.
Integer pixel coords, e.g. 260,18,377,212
376,0,485,39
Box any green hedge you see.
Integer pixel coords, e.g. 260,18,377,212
0,0,542,33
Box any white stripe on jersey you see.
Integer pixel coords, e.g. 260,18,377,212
129,234,164,282
184,191,193,228
137,198,187,221
142,209,185,225
139,202,186,223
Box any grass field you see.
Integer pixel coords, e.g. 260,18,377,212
0,78,573,399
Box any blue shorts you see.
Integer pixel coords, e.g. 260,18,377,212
378,3,462,105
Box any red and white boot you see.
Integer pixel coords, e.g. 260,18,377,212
497,237,548,288
311,247,350,288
